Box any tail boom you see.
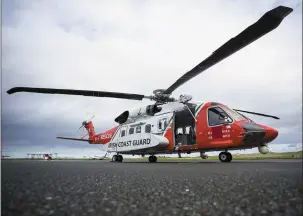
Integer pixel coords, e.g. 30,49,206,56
90,126,119,144
56,121,119,144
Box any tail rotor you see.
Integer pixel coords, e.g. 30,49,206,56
55,113,96,144
74,114,95,140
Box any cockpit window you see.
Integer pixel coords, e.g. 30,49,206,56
221,106,247,121
236,111,253,122
208,107,233,126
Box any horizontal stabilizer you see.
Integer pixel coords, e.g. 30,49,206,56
56,136,91,142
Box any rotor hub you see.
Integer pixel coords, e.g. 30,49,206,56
153,89,166,96
151,89,175,103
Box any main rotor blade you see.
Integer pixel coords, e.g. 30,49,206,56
163,6,293,95
7,87,149,101
233,109,280,120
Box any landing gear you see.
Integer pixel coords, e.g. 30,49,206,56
178,151,182,158
112,154,123,162
148,155,157,163
227,152,232,162
112,155,117,162
200,152,208,159
219,152,232,163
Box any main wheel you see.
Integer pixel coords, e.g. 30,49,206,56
153,156,157,163
219,152,230,163
226,152,232,162
117,155,123,162
112,155,117,162
148,155,157,163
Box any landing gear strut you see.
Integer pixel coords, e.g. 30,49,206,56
219,152,232,163
178,151,182,158
148,155,157,163
112,154,123,162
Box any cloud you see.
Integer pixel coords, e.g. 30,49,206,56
2,0,302,157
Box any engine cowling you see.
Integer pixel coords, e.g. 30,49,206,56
258,144,269,154
128,105,162,118
115,104,162,124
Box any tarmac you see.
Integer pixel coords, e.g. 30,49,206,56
2,159,302,216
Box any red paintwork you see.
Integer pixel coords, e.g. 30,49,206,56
211,127,223,139
257,124,279,143
86,124,119,144
164,125,174,151
76,101,278,153
165,102,277,152
84,121,96,138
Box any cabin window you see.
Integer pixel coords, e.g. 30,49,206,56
121,130,126,137
158,118,168,130
145,124,151,133
164,119,168,129
208,107,232,127
129,127,134,135
136,126,141,133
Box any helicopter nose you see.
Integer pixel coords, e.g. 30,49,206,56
241,123,266,145
264,126,278,142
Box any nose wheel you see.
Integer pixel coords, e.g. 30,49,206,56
148,155,157,163
219,152,232,162
112,154,123,162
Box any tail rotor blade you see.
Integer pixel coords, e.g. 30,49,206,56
88,114,95,122
80,126,85,138
81,134,89,139
76,124,84,132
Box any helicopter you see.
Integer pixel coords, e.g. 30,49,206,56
7,6,293,163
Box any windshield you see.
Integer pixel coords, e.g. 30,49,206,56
221,106,247,121
236,111,253,122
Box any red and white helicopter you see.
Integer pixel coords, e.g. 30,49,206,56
7,6,293,163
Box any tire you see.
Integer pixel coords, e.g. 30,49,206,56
117,155,123,162
112,155,117,162
153,156,157,163
219,152,229,163
149,156,157,163
226,152,233,162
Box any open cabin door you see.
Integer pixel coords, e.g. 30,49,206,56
174,103,197,146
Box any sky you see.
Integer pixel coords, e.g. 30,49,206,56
2,0,302,158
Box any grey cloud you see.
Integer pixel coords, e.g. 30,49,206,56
2,109,112,153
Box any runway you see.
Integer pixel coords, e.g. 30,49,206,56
2,159,302,216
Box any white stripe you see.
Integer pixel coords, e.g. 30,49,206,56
195,102,206,117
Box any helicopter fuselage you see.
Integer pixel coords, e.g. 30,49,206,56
87,101,278,156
